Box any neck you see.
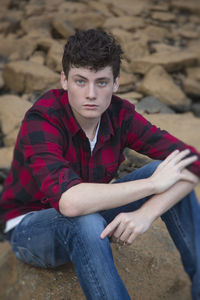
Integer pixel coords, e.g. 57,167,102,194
74,113,100,141
82,119,100,141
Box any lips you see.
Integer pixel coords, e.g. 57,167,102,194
83,104,98,109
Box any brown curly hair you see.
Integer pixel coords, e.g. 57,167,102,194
62,29,123,80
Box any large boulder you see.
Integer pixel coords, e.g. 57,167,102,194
131,50,199,74
137,65,190,109
0,147,14,169
170,0,200,15
0,219,192,300
104,16,145,30
3,61,60,93
0,95,31,141
51,18,75,39
183,78,200,97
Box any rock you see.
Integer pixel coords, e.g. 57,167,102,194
3,128,19,147
134,25,170,42
0,72,4,89
29,52,45,65
150,3,170,12
137,65,190,109
186,67,200,81
151,12,176,22
178,29,200,40
46,43,64,73
188,41,200,64
0,33,43,62
20,16,51,35
131,50,199,74
123,40,149,62
57,1,88,13
0,147,14,169
110,28,134,45
191,103,200,118
3,61,60,93
0,95,32,138
102,0,150,16
0,35,20,58
144,112,200,152
104,16,145,31
135,96,175,114
24,2,45,17
88,1,113,17
183,78,200,97
118,70,136,89
0,219,192,300
51,18,75,39
43,0,68,12
36,37,61,52
170,0,200,16
117,91,143,104
0,8,22,35
151,43,180,54
67,12,105,30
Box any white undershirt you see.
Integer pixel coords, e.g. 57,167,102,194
89,119,100,153
5,120,101,233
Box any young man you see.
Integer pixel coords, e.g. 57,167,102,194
0,29,200,300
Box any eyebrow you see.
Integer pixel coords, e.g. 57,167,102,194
73,74,111,81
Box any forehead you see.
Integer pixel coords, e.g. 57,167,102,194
68,66,114,80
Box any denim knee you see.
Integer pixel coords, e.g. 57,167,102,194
72,213,108,243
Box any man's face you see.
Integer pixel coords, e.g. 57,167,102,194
61,66,120,124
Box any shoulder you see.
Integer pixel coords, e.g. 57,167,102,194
23,89,68,122
108,94,136,122
31,89,67,112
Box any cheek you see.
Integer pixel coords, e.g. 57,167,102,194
101,90,113,107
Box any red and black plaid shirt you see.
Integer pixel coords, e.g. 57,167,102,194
1,89,200,222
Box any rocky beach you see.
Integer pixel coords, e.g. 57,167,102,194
0,0,200,299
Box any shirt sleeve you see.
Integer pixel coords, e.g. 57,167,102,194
19,111,82,210
125,106,200,177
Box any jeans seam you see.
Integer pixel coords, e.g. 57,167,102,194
76,235,107,299
165,208,195,263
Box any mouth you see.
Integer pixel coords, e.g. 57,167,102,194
83,104,98,110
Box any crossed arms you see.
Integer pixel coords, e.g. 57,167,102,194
59,149,199,245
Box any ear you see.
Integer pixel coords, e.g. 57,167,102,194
60,71,68,90
113,76,120,93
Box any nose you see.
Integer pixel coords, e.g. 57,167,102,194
86,83,96,100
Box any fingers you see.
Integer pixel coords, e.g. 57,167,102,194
177,155,198,170
161,149,180,166
171,149,195,165
161,149,197,170
100,218,119,239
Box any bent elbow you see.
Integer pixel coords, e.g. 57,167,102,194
59,193,81,218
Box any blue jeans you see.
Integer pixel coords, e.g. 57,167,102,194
7,161,200,300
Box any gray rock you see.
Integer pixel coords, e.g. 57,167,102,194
135,96,175,114
191,102,200,117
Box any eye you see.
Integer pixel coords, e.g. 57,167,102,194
97,81,107,87
76,79,85,86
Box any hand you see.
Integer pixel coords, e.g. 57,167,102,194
100,209,154,245
150,149,198,194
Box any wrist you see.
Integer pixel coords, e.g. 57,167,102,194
146,176,157,195
140,201,159,223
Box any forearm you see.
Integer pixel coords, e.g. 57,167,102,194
59,179,155,217
141,179,198,222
